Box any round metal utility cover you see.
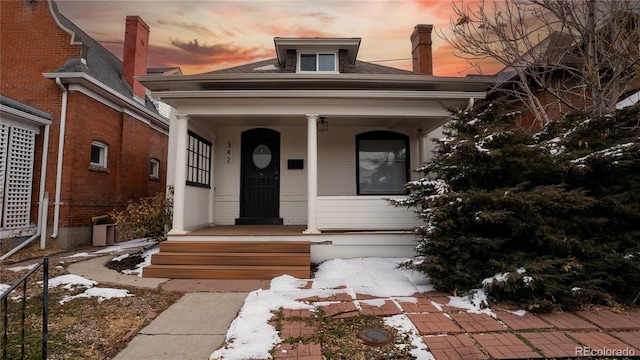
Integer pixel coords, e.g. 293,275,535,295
357,327,394,347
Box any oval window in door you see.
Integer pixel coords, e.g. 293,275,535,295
252,144,272,169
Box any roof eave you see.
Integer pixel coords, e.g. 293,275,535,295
138,73,496,92
43,72,169,130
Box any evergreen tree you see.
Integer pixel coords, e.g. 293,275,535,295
393,105,640,311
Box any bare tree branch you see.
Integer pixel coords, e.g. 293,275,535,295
439,0,640,127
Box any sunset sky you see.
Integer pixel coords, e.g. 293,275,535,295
55,0,504,77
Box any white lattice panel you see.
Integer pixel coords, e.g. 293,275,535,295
2,126,36,229
0,123,8,223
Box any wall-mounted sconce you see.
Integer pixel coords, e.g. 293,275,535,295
317,116,328,132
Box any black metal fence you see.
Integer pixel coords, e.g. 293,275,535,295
1,256,49,360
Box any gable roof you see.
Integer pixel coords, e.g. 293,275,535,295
47,1,161,116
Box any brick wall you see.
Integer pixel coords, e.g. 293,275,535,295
1,0,168,247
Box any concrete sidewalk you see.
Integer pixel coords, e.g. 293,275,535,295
62,248,266,360
112,292,248,360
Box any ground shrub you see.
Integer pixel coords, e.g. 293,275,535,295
393,105,640,311
110,187,173,241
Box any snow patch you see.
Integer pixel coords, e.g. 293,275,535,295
60,287,132,304
48,274,97,290
447,290,492,315
0,284,10,294
63,252,95,259
7,263,38,272
384,314,435,360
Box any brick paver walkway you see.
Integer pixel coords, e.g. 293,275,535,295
471,333,540,359
422,334,488,360
520,331,582,358
269,281,640,359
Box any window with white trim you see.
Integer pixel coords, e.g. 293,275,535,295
150,158,160,180
356,131,409,195
298,53,337,72
90,141,108,168
186,131,211,187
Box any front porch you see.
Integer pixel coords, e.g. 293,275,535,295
142,225,420,279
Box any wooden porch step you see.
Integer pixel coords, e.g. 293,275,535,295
151,252,310,266
159,241,310,253
143,264,310,280
144,240,311,280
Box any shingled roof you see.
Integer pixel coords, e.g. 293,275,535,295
49,2,160,115
208,58,416,75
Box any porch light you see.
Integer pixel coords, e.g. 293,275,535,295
317,117,328,132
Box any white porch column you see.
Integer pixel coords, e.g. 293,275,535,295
304,114,320,234
170,114,189,235
419,135,428,166
208,133,216,225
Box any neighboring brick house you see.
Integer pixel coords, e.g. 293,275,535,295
0,0,170,249
491,25,640,129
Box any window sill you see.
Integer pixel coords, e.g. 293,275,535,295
89,164,110,174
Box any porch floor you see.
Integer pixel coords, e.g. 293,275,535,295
179,225,413,237
183,225,307,236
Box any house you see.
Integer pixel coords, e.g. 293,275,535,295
489,11,640,129
0,0,170,252
139,24,493,279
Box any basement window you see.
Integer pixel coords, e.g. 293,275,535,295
298,53,337,72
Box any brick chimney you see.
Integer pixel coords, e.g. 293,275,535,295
123,16,150,101
410,24,433,75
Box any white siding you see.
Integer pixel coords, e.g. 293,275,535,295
316,196,421,230
209,124,421,228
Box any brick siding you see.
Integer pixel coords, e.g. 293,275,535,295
1,0,168,246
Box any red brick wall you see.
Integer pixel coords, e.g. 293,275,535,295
1,0,168,243
512,90,588,129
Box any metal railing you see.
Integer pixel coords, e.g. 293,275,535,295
1,256,49,360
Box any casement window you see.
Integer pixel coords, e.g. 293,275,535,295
149,158,160,180
356,131,409,195
298,53,337,72
90,141,108,168
186,131,211,187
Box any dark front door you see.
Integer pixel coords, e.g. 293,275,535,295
236,128,283,225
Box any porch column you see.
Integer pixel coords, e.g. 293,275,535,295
170,114,189,235
419,135,428,166
304,114,320,234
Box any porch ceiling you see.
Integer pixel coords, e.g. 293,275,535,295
187,114,445,133
164,93,476,132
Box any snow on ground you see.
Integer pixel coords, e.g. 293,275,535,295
93,238,154,254
60,287,133,304
121,247,160,277
62,252,96,259
6,263,38,272
209,257,485,360
46,273,132,304
0,284,10,294
2,239,149,304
